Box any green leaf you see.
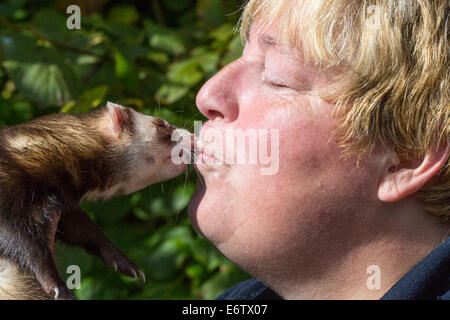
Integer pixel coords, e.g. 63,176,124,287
149,108,183,126
222,35,244,66
196,0,226,27
0,96,34,125
60,85,108,113
192,47,220,74
200,267,250,299
167,59,203,87
107,5,139,25
186,263,205,279
129,192,142,206
75,277,96,300
0,0,31,18
85,13,142,39
147,51,169,65
162,0,191,12
155,84,190,105
149,196,172,217
84,195,133,225
87,62,118,87
171,183,195,212
187,237,227,272
149,33,185,56
113,49,132,78
55,243,94,280
3,61,74,106
133,207,152,221
209,23,235,42
30,8,73,44
154,58,204,104
120,44,151,60
144,239,187,280
143,226,194,280
1,33,78,106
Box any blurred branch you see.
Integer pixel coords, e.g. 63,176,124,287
0,16,109,60
151,0,165,26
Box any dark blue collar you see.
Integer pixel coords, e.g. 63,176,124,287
217,237,450,300
381,236,450,300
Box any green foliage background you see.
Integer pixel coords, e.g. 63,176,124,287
0,0,250,299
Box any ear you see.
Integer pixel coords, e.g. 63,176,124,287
106,102,130,140
378,140,450,202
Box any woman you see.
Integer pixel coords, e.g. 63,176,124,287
189,0,449,300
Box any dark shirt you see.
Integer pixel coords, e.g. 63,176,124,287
216,236,450,300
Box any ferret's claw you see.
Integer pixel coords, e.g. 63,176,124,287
53,287,59,299
137,270,146,283
131,269,137,280
113,262,118,272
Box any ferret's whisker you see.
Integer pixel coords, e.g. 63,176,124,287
167,179,176,194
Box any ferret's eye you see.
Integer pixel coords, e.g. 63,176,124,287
153,118,176,143
154,119,168,128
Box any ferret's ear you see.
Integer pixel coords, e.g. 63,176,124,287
106,102,131,140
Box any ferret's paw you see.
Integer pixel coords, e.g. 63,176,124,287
136,269,146,283
43,284,75,300
56,292,76,300
130,268,146,283
102,249,145,282
115,261,146,283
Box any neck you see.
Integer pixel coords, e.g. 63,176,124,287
269,201,449,300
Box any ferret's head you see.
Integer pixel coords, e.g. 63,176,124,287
84,102,192,200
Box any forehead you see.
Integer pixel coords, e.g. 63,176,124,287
245,20,305,63
247,21,277,46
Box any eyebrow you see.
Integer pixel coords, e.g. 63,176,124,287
246,24,276,47
247,33,277,49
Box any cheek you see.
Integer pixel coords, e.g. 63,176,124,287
192,96,341,243
246,94,339,176
231,102,337,210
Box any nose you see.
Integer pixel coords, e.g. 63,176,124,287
196,60,241,122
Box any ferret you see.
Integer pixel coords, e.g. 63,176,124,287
0,102,192,299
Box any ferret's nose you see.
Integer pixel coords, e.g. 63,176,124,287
175,129,194,152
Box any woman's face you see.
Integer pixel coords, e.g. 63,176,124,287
189,23,383,279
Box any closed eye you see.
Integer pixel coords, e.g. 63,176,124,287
261,72,290,90
267,81,289,89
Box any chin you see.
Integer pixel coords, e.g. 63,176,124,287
188,179,206,235
158,158,188,181
169,162,188,177
188,181,239,247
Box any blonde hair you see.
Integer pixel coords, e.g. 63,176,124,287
239,0,449,217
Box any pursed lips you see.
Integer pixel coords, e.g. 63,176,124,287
193,135,226,169
195,142,218,164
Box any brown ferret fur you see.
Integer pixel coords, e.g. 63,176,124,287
0,102,191,299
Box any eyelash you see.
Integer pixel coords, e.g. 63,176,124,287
267,81,288,89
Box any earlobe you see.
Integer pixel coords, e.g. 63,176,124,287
378,141,450,203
